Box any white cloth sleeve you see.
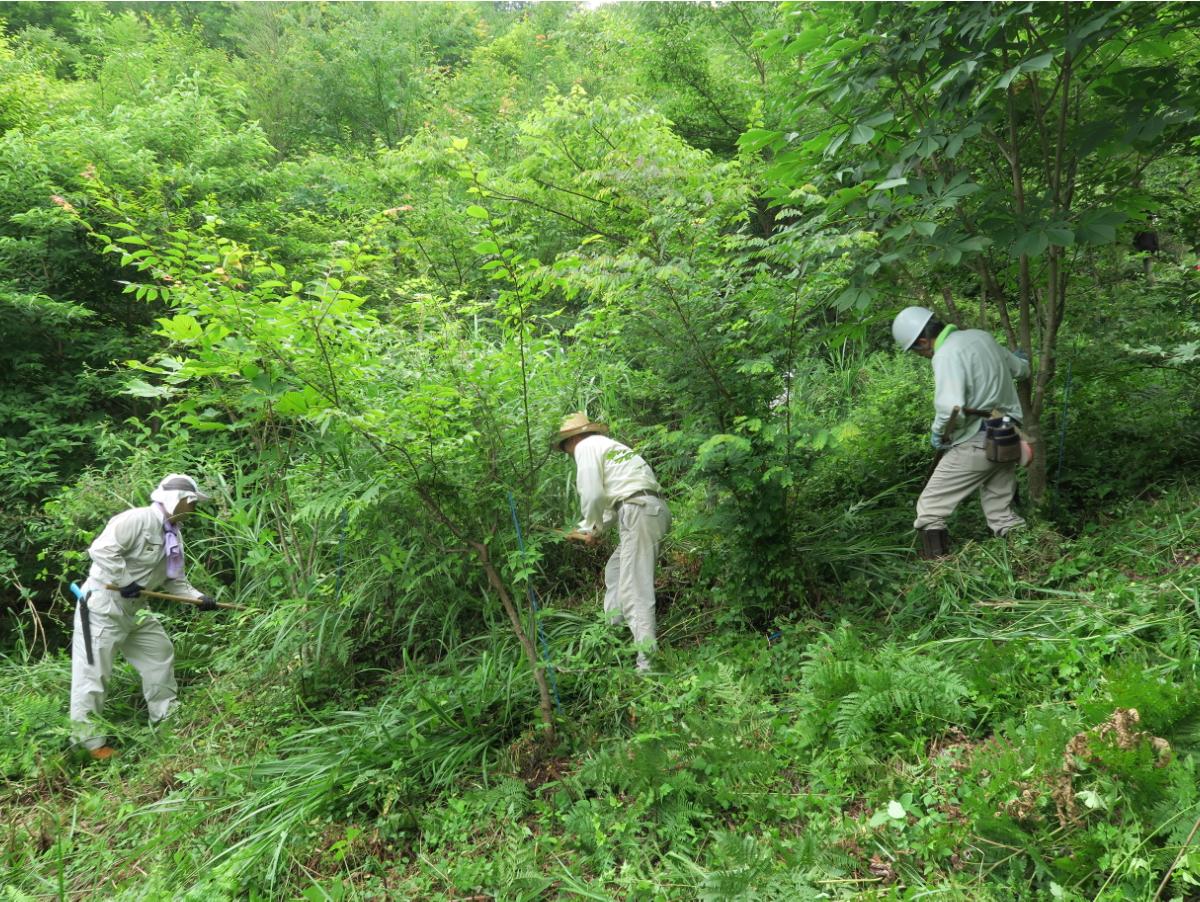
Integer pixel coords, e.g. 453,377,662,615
160,576,203,600
930,353,967,438
87,512,140,589
1006,349,1031,381
574,442,609,534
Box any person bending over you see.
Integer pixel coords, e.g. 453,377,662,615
71,473,217,759
555,413,671,673
892,307,1030,557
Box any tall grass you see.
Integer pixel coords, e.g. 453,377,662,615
125,622,542,893
7,463,1200,899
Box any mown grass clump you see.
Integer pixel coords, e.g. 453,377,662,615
3,487,1200,899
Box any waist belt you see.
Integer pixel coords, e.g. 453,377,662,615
977,418,1023,431
963,406,1022,428
615,489,662,510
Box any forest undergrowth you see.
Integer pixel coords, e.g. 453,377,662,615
4,486,1200,901
2,2,1200,900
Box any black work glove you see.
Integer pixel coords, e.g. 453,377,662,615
119,581,143,598
197,594,218,612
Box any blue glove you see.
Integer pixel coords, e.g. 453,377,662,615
119,581,143,598
931,430,945,451
1014,348,1030,363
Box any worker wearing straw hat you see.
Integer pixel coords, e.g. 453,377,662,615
554,413,670,673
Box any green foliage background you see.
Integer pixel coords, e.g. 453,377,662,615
2,2,1200,899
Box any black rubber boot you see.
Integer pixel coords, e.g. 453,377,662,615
917,528,951,560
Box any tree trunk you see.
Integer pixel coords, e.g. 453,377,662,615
1015,252,1049,501
403,477,558,743
981,262,1046,499
1029,246,1066,502
1002,66,1050,502
1009,322,1044,500
940,285,965,328
473,541,557,742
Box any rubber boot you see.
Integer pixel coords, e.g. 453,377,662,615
917,528,951,560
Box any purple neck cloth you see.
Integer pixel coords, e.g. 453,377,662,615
154,502,185,579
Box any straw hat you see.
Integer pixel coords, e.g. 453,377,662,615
553,412,609,450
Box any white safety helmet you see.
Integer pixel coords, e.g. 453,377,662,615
892,306,935,351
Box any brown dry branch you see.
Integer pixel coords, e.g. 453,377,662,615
868,853,896,883
1054,707,1172,828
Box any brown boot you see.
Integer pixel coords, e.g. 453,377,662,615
917,528,951,560
88,746,117,761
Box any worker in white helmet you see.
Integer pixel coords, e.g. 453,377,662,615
71,474,217,760
892,307,1031,558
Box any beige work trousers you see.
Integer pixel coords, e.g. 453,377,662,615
603,496,671,671
70,586,178,750
914,433,1025,537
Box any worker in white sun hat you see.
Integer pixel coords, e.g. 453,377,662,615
554,413,670,673
70,474,217,760
892,307,1032,558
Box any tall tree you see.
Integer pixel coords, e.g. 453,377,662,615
630,2,778,155
751,1,1200,498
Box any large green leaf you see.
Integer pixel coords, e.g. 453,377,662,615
1045,227,1075,247
1011,230,1048,259
1076,210,1127,245
1020,51,1055,74
740,128,784,153
850,123,876,145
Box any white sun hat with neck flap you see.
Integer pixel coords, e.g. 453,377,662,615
150,473,210,514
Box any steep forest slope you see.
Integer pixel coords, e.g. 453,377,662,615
2,3,1200,899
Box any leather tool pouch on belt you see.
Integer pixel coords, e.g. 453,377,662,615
984,416,1022,463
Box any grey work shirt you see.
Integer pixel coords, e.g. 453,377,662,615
83,506,202,612
931,328,1030,446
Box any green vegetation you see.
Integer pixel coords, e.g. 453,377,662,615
2,2,1199,898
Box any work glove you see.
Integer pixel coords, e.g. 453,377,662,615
930,430,946,451
197,594,218,612
1013,348,1030,363
119,581,143,598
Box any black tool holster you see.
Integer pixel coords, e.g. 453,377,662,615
77,590,94,666
917,528,951,560
984,418,1022,463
